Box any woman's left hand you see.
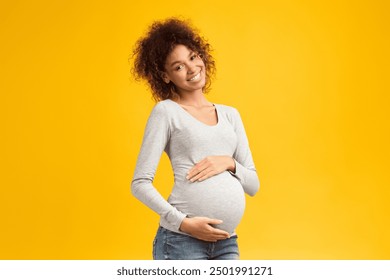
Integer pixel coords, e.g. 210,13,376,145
186,155,235,182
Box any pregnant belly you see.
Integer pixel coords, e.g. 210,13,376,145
169,172,246,234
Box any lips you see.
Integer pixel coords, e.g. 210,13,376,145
187,71,201,81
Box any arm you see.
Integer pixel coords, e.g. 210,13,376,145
131,103,186,231
229,108,260,196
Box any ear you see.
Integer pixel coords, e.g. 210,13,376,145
161,73,170,84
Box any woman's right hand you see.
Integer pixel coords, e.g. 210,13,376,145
179,217,230,242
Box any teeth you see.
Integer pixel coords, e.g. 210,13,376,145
189,72,200,81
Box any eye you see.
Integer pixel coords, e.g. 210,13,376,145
176,64,184,71
190,54,198,60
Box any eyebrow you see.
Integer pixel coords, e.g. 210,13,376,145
168,51,195,68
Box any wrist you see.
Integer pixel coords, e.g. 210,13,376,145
227,157,236,173
179,217,189,232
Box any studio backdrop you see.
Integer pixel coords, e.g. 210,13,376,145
1,0,389,259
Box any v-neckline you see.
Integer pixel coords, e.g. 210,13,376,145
167,99,220,127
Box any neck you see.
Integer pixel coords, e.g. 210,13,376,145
173,90,212,107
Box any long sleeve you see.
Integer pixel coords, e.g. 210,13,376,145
131,102,186,230
229,108,260,196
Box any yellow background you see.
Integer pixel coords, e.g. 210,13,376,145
1,0,389,259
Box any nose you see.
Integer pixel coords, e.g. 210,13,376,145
187,61,196,74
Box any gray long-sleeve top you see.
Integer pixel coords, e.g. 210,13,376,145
131,99,259,235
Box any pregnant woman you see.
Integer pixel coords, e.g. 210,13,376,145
131,18,260,260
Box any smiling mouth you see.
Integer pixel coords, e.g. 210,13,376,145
188,71,201,81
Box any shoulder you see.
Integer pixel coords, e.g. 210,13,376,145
149,99,172,116
152,99,178,112
147,99,179,125
152,99,168,111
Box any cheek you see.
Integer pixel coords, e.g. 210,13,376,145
199,60,205,68
201,69,207,78
169,73,186,84
175,72,187,80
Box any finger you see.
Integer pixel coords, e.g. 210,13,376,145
187,170,203,181
204,218,223,225
207,231,230,240
214,234,229,240
201,237,218,242
195,168,213,181
198,232,228,242
189,167,214,182
187,161,207,178
187,164,205,179
189,157,212,174
211,229,230,238
205,222,230,238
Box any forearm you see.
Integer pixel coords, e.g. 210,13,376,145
131,179,186,230
229,159,260,196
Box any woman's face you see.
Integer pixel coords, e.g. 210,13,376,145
163,44,206,95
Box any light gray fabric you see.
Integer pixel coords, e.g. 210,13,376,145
131,99,259,235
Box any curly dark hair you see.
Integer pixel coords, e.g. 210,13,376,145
130,18,216,101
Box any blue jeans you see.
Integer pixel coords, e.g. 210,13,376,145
153,226,239,260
